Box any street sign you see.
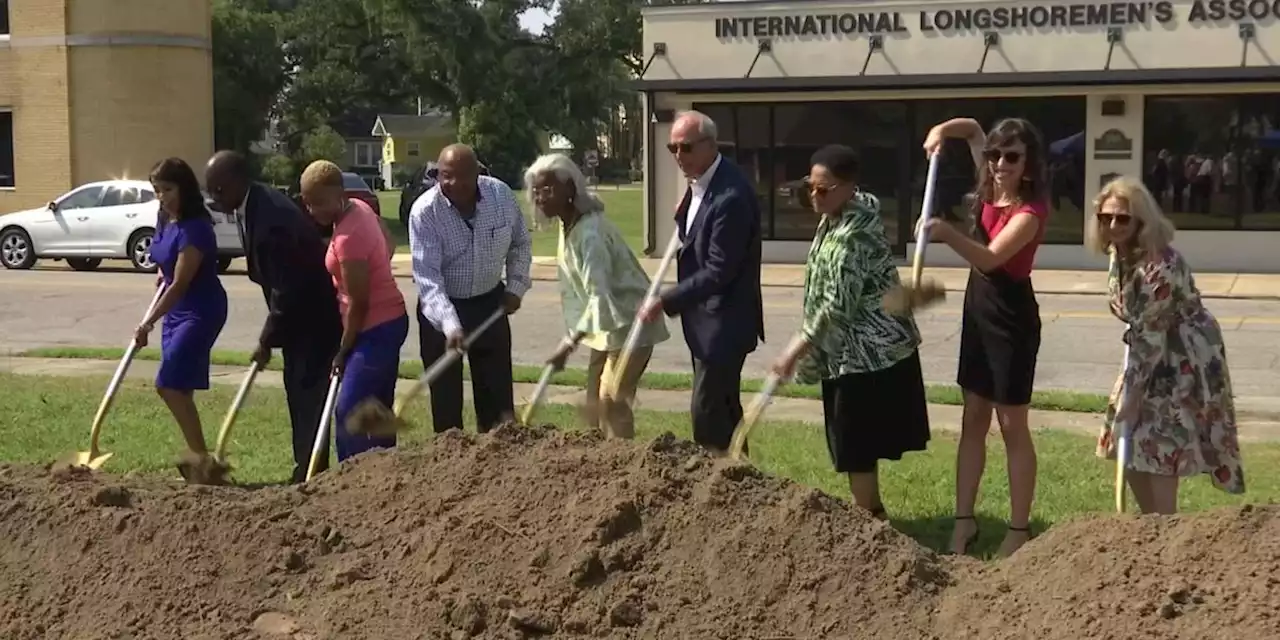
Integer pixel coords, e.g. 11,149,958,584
584,150,599,167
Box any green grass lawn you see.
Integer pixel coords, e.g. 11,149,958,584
20,346,1111,414
2,372,1273,556
377,187,645,258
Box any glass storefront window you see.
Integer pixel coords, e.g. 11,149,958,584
690,96,1084,248
1143,96,1239,230
913,96,1088,245
772,101,907,242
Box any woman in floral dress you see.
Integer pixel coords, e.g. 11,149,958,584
771,144,931,521
1089,175,1245,514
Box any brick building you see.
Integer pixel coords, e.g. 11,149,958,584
0,0,214,212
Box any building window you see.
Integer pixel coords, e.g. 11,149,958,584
773,101,908,241
0,109,14,188
406,141,421,158
1144,94,1280,231
353,141,378,168
0,0,9,37
914,96,1087,245
693,96,1084,247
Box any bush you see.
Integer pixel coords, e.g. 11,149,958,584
260,153,296,187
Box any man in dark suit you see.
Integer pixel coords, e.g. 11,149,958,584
638,110,764,454
205,151,343,483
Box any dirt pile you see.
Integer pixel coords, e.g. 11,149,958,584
0,428,949,639
1,426,1277,640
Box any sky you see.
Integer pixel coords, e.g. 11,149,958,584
519,6,555,34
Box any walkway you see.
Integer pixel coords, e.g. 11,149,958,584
5,356,1280,443
384,256,1280,299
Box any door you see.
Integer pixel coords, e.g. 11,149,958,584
41,185,105,253
91,185,148,256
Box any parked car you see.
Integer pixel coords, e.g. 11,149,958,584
342,172,381,216
0,180,244,273
398,161,491,227
287,172,382,218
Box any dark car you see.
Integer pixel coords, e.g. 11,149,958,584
341,172,381,216
397,161,490,227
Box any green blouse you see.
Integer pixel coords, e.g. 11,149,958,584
557,211,670,352
796,191,921,384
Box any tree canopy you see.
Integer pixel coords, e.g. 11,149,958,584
211,0,678,182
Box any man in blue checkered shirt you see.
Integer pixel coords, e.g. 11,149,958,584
408,144,533,433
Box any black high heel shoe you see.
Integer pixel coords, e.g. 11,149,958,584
951,515,979,554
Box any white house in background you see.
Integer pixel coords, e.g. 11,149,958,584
549,134,573,154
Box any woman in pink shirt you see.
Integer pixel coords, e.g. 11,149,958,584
918,117,1049,558
300,161,408,462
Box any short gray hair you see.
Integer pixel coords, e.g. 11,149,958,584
522,153,604,216
677,110,718,142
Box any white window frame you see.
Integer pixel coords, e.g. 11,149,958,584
0,0,10,40
406,141,421,157
353,141,378,168
0,107,14,190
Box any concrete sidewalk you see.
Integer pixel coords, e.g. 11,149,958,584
5,356,1280,443
384,255,1280,300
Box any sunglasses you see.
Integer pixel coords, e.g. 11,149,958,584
1097,213,1132,226
804,179,840,197
983,149,1024,164
666,137,708,154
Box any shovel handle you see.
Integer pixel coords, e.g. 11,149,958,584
613,230,680,398
520,365,558,425
1114,340,1133,513
86,284,167,455
393,308,508,416
729,373,783,460
305,374,342,481
911,152,942,289
214,363,261,460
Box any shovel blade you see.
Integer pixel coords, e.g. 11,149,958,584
346,398,410,438
64,451,113,470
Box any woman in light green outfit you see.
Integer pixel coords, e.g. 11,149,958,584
524,154,669,438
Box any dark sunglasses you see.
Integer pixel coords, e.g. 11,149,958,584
803,179,839,197
983,148,1024,164
1096,212,1132,225
666,138,708,154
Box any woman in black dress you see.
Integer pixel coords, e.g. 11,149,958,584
772,145,930,520
918,118,1050,557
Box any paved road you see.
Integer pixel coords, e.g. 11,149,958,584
3,266,1280,413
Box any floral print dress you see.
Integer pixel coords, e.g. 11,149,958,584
1096,246,1245,494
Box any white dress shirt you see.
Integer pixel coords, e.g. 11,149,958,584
408,175,533,335
685,153,723,233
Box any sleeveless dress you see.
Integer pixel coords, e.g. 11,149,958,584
956,201,1048,406
151,216,228,390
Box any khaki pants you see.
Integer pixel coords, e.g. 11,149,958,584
583,346,652,439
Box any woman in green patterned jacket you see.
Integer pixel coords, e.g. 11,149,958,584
771,144,931,520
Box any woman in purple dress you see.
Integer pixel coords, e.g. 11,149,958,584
133,158,228,480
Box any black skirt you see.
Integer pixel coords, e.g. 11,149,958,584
820,350,931,473
956,269,1042,406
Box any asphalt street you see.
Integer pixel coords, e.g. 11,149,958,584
3,266,1280,413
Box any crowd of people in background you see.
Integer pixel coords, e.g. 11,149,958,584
133,108,1246,559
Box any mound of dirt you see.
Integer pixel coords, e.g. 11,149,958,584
1,426,1277,640
939,505,1280,640
0,428,950,640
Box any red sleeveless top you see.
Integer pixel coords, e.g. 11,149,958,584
980,201,1049,281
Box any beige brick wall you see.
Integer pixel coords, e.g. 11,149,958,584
68,0,211,40
68,45,214,185
0,0,213,214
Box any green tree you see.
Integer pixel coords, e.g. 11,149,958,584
299,125,347,165
376,0,559,184
260,153,296,186
211,0,288,153
276,0,418,140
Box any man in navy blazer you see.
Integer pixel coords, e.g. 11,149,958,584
206,150,342,483
639,111,764,454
